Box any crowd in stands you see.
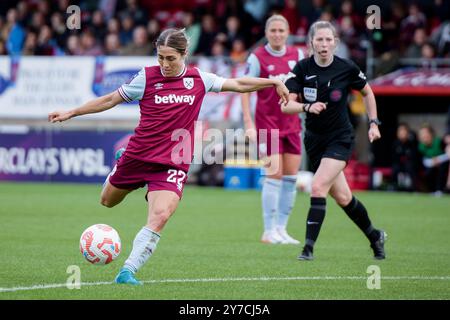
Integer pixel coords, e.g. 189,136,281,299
0,0,449,71
391,107,450,195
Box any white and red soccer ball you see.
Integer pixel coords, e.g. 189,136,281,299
79,224,121,265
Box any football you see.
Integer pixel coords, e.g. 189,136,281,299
296,170,313,193
79,224,121,265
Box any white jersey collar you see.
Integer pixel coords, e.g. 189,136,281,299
265,44,286,57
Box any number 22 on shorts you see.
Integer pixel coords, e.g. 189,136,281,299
167,169,187,191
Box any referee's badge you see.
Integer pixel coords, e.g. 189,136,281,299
330,89,342,102
303,87,317,102
183,77,194,90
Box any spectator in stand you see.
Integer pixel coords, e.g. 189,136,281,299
104,33,122,56
147,18,161,50
56,0,70,15
119,14,135,46
196,14,217,56
229,38,247,63
405,28,428,58
374,1,405,56
16,1,30,26
399,3,427,50
182,12,201,55
418,124,449,195
281,0,308,37
91,10,108,43
107,18,121,36
36,0,51,18
79,28,104,56
118,0,148,27
22,31,38,56
218,15,246,52
120,26,153,56
308,0,328,26
36,25,60,56
197,40,230,77
421,42,436,59
5,8,25,55
339,15,366,65
50,12,68,50
65,34,81,55
420,42,437,68
337,0,364,31
391,123,419,191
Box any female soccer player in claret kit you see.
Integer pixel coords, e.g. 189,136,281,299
241,15,305,245
282,21,387,261
49,28,290,285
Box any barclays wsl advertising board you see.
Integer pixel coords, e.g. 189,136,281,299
0,129,132,183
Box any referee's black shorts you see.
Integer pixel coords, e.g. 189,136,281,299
304,128,355,173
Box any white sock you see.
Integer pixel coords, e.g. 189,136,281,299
123,227,160,274
262,178,281,232
277,175,297,229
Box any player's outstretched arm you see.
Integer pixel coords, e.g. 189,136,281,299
48,91,125,123
222,77,289,104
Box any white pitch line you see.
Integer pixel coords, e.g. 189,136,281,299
1,276,449,293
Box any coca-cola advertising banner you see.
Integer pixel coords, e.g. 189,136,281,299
370,68,450,96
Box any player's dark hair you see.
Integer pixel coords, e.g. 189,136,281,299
155,28,189,55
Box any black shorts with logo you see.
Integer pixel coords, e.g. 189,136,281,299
304,128,355,173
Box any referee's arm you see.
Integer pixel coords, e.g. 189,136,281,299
360,84,381,143
360,84,378,122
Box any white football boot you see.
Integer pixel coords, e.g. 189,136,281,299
260,229,284,244
275,227,301,245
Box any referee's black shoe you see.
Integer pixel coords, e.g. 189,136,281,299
298,245,314,261
371,230,387,260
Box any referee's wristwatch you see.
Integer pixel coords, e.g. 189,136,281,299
369,118,382,126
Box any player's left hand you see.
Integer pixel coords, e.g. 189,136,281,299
368,125,381,143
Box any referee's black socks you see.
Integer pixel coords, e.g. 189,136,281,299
304,197,327,249
341,196,380,244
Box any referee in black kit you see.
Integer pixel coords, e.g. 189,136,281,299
282,21,386,261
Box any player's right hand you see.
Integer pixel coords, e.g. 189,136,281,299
308,102,327,114
48,110,73,123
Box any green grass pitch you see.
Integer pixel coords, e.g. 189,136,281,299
0,182,449,299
